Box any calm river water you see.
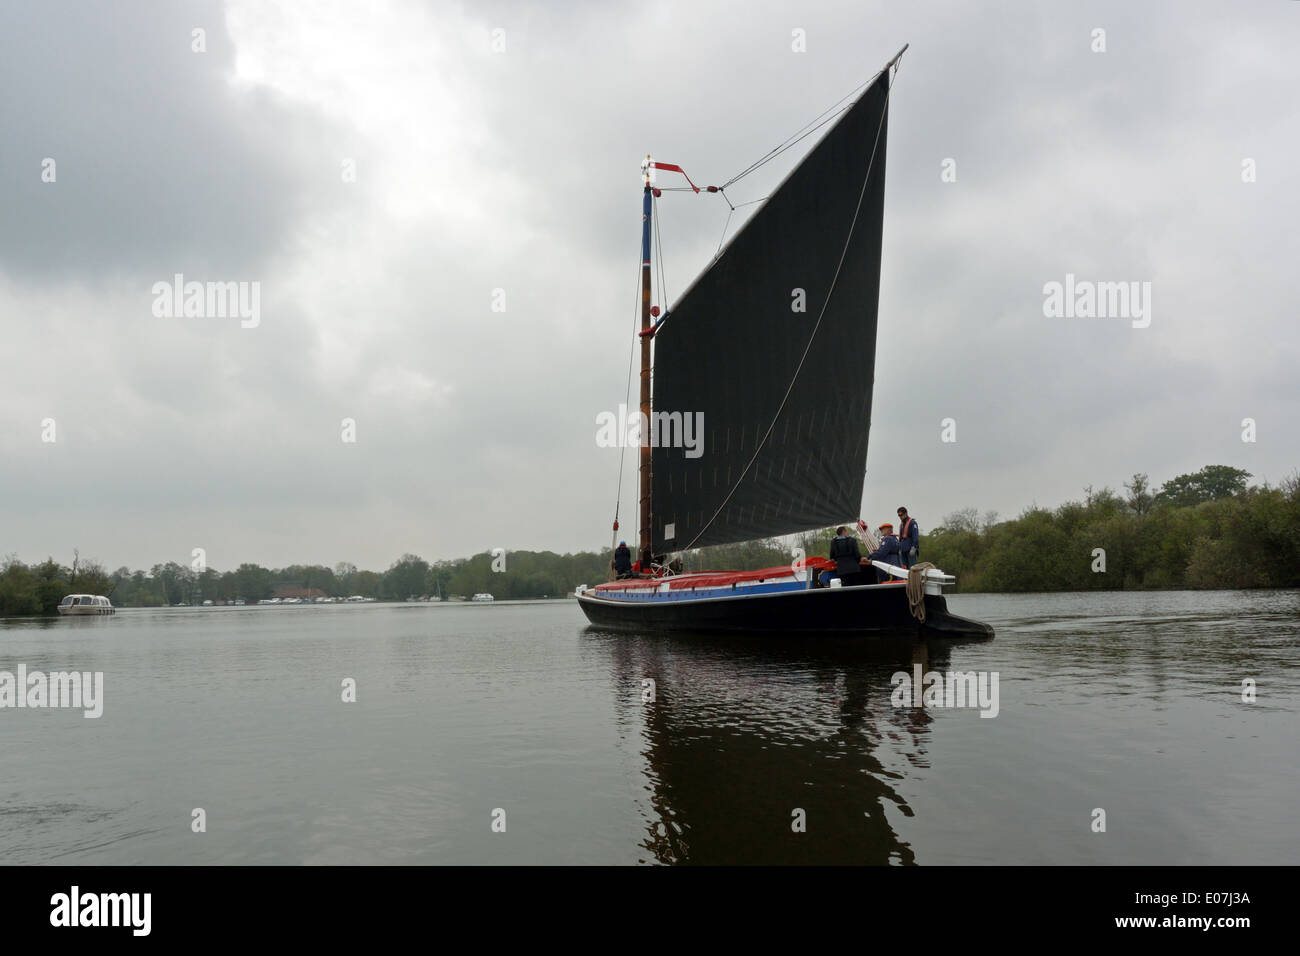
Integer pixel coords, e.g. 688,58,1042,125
1,590,1296,865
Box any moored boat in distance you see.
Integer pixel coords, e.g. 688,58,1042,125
577,44,992,639
471,593,495,603
57,594,116,616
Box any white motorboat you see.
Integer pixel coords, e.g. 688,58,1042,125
57,594,115,616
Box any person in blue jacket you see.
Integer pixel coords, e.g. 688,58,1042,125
868,523,903,582
896,507,920,569
612,541,634,579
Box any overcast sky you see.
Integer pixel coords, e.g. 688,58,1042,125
1,0,1296,572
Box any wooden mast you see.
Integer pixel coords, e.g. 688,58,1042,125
638,162,654,570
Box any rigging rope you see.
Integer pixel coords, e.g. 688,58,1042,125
905,562,938,623
612,191,669,574
653,192,667,314
721,57,896,191
714,195,770,258
722,100,856,189
707,53,903,253
610,251,644,575
679,63,899,554
714,207,733,259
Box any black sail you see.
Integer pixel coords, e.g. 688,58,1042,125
651,71,891,553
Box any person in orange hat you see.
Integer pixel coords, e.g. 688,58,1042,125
867,522,903,582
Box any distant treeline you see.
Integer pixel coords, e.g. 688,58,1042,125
661,465,1300,593
2,465,1294,615
0,551,615,616
924,465,1300,591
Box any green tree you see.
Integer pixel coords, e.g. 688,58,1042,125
232,563,273,602
941,507,981,533
32,558,71,614
354,570,382,597
67,550,114,596
334,562,358,597
1155,465,1251,508
149,562,192,605
0,557,41,616
383,554,430,599
1124,473,1154,516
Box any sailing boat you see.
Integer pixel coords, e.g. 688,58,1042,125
577,46,992,638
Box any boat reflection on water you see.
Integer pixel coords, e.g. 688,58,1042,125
590,628,957,865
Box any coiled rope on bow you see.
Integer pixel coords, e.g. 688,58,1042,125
906,562,938,622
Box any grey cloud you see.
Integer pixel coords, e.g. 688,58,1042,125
0,0,341,283
1,0,1296,570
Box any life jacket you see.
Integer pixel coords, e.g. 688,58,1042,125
829,535,861,574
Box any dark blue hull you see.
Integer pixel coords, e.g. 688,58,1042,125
577,581,993,638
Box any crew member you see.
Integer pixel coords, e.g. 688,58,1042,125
828,525,868,587
897,507,920,568
868,523,903,582
612,541,634,579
